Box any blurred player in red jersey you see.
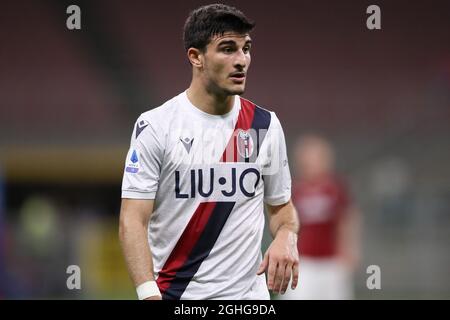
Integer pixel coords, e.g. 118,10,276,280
280,134,361,300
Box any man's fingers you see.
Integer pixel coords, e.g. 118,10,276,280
291,261,299,290
280,263,292,294
272,262,285,293
257,252,269,275
267,257,277,290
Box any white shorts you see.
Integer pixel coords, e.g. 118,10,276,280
277,257,354,300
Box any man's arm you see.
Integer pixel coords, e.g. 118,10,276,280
257,199,300,295
119,198,161,300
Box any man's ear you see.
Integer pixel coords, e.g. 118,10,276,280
187,47,203,68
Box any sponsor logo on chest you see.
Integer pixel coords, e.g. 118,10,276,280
175,165,261,199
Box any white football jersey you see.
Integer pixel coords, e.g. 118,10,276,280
121,91,291,300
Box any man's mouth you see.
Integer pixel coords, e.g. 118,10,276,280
229,72,246,82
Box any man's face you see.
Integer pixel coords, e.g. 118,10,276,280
201,32,252,96
295,139,334,180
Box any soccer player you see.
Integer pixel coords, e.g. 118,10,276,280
280,135,361,300
119,4,299,300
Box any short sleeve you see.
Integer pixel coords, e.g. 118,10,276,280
263,113,292,206
121,114,164,200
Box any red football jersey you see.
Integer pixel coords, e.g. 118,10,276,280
293,175,350,258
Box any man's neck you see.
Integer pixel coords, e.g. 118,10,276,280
186,82,235,116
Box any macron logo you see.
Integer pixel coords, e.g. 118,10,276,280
136,120,149,138
180,137,194,154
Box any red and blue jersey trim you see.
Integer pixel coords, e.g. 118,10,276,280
156,201,235,300
221,98,272,163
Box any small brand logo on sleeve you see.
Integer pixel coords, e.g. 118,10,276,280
136,120,149,138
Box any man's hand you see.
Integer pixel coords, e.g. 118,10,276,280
257,228,299,294
119,199,159,299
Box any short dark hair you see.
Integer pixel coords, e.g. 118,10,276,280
183,4,255,52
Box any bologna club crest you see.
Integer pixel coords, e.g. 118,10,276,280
237,130,254,159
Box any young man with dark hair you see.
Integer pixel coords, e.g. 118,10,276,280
119,3,299,300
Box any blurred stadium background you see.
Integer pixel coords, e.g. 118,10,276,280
0,0,449,299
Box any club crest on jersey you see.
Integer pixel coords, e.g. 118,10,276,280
135,120,149,138
237,130,254,159
125,149,139,173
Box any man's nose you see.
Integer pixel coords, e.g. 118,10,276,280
233,50,247,69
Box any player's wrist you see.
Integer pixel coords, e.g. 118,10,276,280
136,280,161,300
275,224,297,237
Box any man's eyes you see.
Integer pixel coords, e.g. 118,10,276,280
222,47,234,53
221,46,251,53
